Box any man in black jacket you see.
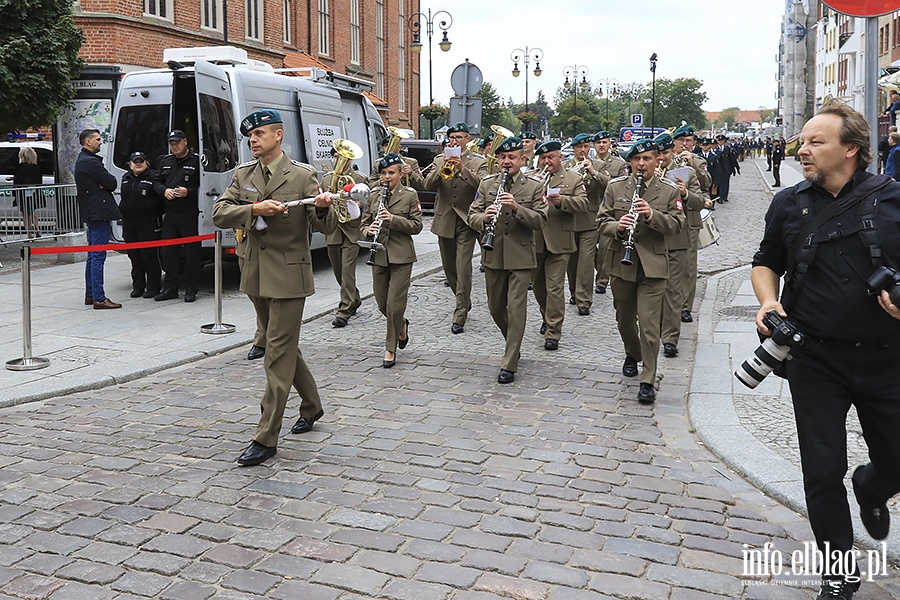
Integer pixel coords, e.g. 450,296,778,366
74,129,122,309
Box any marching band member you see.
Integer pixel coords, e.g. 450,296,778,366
361,153,423,368
521,131,538,171
597,138,685,403
467,137,547,384
533,140,590,349
368,135,424,191
592,131,628,294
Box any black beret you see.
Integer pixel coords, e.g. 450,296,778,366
239,110,283,136
593,130,612,142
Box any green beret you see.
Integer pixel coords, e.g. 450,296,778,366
654,132,675,151
520,131,537,140
535,140,561,155
672,125,695,139
593,130,612,142
448,122,470,134
240,109,283,136
477,134,493,149
572,133,592,145
496,136,523,153
378,152,402,172
625,138,659,159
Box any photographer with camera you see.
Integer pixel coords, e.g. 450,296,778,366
750,103,900,600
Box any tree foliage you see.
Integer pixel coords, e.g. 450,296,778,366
648,78,709,131
714,106,741,130
476,82,521,134
0,0,84,133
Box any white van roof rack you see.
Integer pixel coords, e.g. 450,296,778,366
275,67,375,93
162,46,274,72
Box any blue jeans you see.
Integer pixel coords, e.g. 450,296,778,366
85,221,111,301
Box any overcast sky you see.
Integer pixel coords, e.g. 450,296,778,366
416,0,785,112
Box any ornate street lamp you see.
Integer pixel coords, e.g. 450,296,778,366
408,8,453,139
511,46,544,133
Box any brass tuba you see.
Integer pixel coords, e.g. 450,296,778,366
486,125,515,174
384,127,413,185
329,139,365,222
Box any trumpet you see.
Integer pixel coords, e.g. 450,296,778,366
483,167,510,251
621,171,644,266
282,183,370,222
568,157,592,181
530,164,550,187
439,161,457,180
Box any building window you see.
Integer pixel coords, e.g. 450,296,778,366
144,0,172,20
350,0,361,64
318,0,330,56
398,0,406,112
376,0,385,98
202,0,223,32
284,0,292,43
246,0,263,41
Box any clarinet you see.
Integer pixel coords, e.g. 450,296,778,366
366,184,391,266
483,167,510,251
620,171,644,266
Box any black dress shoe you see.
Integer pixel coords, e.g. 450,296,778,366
577,306,590,316
544,338,559,351
479,265,485,273
398,319,410,349
622,356,639,378
444,279,451,286
143,290,160,299
184,289,196,303
853,466,890,540
290,409,324,434
680,310,693,323
595,285,606,294
130,289,144,298
539,322,547,335
637,383,656,404
154,288,178,301
451,323,464,334
569,296,576,305
382,358,396,368
527,282,532,291
349,301,361,316
816,578,860,600
663,343,678,358
237,441,276,466
332,316,348,328
497,369,515,384
247,345,265,360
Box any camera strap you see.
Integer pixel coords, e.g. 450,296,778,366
782,174,892,312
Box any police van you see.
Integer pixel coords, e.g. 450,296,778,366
108,45,388,254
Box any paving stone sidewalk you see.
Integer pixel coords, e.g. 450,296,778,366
0,161,898,599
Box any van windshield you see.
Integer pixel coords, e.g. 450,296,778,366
113,105,170,171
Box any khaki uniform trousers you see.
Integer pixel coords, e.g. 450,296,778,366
567,229,599,308
682,229,700,312
610,274,667,386
661,248,689,346
327,232,362,320
373,262,413,353
533,250,570,341
248,295,322,448
595,238,610,289
484,266,530,372
437,217,478,325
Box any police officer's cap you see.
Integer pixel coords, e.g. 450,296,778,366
625,138,659,159
673,125,695,139
448,122,470,135
593,130,612,142
495,137,524,153
520,131,537,140
378,152,403,172
715,133,727,141
239,110,283,136
571,133,592,146
534,140,561,155
654,132,675,151
129,151,147,162
167,129,186,142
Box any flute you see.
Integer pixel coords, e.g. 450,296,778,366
483,167,510,251
620,171,644,266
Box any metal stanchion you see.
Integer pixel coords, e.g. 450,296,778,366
201,230,236,334
7,245,50,370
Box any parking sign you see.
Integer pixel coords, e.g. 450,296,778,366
631,113,643,127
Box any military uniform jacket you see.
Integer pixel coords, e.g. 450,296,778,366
564,157,611,232
595,154,629,178
153,151,200,214
324,168,367,245
688,154,712,193
368,156,424,191
467,170,548,270
427,151,488,237
360,184,423,267
598,174,685,281
212,153,336,299
535,169,590,254
660,160,705,250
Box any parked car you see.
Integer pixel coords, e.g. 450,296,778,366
400,139,442,213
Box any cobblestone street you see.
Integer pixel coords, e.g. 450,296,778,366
0,159,898,599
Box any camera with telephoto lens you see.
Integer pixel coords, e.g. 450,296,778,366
866,266,900,306
734,311,806,389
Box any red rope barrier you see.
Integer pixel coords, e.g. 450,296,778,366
29,233,217,255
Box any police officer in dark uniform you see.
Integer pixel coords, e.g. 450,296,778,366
751,103,900,600
120,151,164,299
154,130,201,302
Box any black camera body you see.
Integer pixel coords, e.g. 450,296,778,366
867,266,900,306
735,311,806,389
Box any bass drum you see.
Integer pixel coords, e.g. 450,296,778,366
698,208,720,248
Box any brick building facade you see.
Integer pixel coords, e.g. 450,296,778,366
72,0,420,132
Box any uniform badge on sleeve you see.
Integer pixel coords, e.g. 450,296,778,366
675,199,683,211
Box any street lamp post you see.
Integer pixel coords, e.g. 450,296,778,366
563,65,589,138
409,8,453,139
510,47,543,133
649,53,657,132
595,77,619,129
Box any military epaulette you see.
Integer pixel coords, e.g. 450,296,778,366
659,177,679,189
235,159,258,169
481,173,499,181
609,175,629,184
290,160,317,173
